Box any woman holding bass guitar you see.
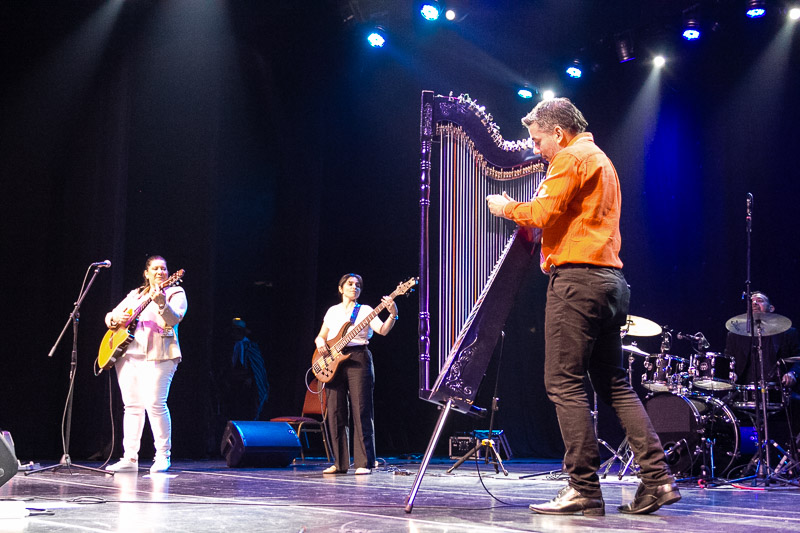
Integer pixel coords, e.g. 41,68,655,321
314,273,398,475
104,255,187,473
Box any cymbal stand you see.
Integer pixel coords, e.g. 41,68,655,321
773,361,800,479
599,338,638,478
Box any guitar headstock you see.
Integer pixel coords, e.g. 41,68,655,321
393,277,419,298
159,269,186,290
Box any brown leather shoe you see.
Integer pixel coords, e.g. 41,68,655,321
618,481,681,514
529,486,605,516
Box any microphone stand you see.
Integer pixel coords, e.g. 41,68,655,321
26,264,112,476
724,193,777,486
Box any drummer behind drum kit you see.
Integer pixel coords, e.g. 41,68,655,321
618,313,796,481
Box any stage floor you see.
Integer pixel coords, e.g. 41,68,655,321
2,457,799,532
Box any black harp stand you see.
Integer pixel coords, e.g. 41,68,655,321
26,264,111,476
446,332,509,476
405,332,509,512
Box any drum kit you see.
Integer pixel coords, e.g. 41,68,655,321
610,312,797,482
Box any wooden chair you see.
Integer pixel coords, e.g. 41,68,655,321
270,378,332,462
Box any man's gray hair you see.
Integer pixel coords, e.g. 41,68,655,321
521,97,588,134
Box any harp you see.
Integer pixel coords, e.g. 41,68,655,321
406,91,545,512
418,91,546,412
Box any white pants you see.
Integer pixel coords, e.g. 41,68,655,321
115,356,178,460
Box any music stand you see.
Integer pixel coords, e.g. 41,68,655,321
26,264,112,476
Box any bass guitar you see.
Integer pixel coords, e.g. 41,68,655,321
311,277,417,383
96,269,185,373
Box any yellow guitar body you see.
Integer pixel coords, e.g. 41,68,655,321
97,325,136,371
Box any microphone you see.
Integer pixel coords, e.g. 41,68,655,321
677,332,710,349
91,260,112,268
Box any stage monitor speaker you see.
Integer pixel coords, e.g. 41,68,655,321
220,421,301,468
1,431,19,488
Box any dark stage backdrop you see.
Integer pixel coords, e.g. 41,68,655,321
1,1,798,463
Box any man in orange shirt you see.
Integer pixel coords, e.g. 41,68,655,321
487,98,679,515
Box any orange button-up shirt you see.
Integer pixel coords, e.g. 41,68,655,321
502,132,623,272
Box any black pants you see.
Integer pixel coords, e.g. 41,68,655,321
544,265,673,497
325,346,375,471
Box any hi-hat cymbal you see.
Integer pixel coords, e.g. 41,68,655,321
623,315,662,337
622,344,649,357
725,312,792,337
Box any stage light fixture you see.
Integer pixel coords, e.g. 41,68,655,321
542,90,555,101
790,7,800,20
367,27,386,48
420,1,441,21
517,88,534,99
682,19,701,40
653,55,666,68
566,60,582,79
445,9,456,21
615,31,636,63
746,0,766,18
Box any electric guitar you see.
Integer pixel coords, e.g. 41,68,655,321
311,277,417,383
96,269,185,373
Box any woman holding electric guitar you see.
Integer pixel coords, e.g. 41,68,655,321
315,273,398,475
104,255,187,473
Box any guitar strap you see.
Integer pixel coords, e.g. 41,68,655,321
349,304,361,325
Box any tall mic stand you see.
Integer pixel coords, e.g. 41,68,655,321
724,193,775,486
26,264,111,476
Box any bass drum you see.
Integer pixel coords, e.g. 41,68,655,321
644,392,740,478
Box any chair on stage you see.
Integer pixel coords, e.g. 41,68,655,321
270,378,332,462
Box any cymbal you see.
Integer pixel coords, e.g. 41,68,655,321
622,344,649,357
725,312,792,337
623,315,662,337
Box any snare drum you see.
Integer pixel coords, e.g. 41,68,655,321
731,383,787,412
691,352,735,390
642,354,689,392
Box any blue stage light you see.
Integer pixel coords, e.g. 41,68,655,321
566,65,582,79
682,28,700,40
367,30,385,48
682,17,701,40
420,2,441,21
517,88,534,99
746,1,766,18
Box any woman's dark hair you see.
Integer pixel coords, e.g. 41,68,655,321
140,255,167,290
338,273,363,292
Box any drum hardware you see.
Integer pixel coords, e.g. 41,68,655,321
596,334,650,478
